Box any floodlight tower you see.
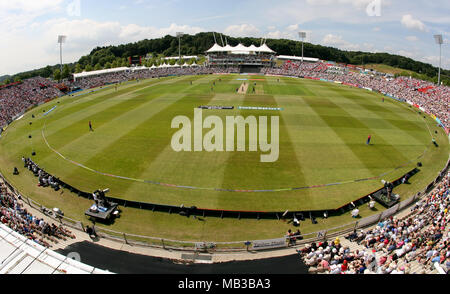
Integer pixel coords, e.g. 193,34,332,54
176,32,185,63
57,35,67,74
298,32,306,63
434,34,443,86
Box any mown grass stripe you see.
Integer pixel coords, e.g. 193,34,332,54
41,92,183,167
57,83,216,195
37,77,179,137
336,93,428,146
300,86,409,173
273,95,376,186
122,92,246,207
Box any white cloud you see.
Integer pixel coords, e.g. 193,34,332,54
391,50,450,70
421,55,450,69
397,50,416,59
1,0,448,75
0,0,63,12
286,24,299,31
322,34,359,50
401,14,427,32
321,34,377,52
267,0,392,26
42,18,205,53
223,24,260,37
265,26,313,43
0,0,64,31
0,18,206,75
266,30,288,39
405,35,418,42
306,0,374,9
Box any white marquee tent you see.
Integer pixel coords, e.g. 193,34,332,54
206,43,276,55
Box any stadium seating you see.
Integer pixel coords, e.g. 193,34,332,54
296,171,449,274
0,65,448,275
262,62,449,132
0,181,76,248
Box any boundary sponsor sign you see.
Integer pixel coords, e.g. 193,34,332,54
251,238,287,250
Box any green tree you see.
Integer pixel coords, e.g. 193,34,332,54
53,69,61,81
74,63,83,73
94,63,102,71
197,56,206,65
42,65,53,77
3,32,449,85
61,64,71,80
85,64,93,72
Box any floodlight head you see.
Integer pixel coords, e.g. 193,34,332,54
298,32,306,39
58,35,67,44
434,34,443,45
176,32,185,38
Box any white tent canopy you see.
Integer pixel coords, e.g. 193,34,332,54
248,44,258,51
206,43,276,54
73,67,129,81
258,43,275,54
206,43,224,53
223,44,234,51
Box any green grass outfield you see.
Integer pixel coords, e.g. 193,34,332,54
0,74,448,242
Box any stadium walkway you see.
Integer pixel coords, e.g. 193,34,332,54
2,177,441,274
10,185,300,264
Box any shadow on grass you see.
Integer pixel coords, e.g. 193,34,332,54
192,216,205,222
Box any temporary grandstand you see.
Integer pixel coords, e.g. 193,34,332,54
72,63,203,82
72,67,130,82
276,55,320,63
0,224,112,274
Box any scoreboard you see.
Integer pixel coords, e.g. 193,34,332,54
129,56,142,65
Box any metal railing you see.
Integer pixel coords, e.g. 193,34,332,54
0,158,448,253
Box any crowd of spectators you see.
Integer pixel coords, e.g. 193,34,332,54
23,157,60,191
297,171,449,274
0,62,448,264
262,62,449,131
0,67,243,129
70,66,239,90
208,53,274,66
1,64,447,133
0,77,63,127
0,181,75,248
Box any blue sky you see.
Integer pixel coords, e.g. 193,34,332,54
0,0,448,76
